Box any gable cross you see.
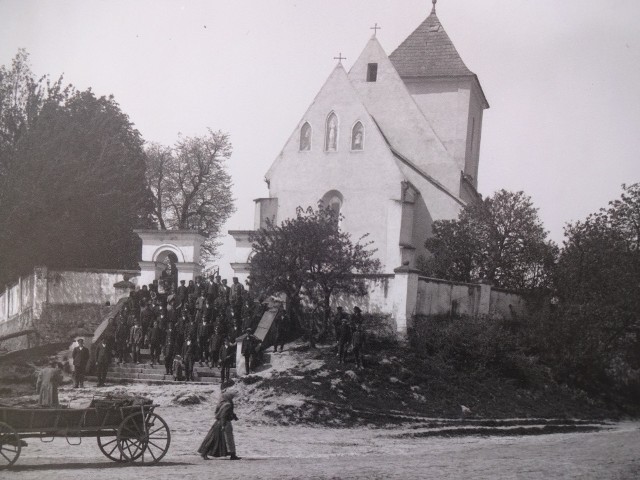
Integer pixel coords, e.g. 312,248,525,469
370,23,381,37
333,52,346,64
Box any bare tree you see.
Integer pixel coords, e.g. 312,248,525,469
145,129,235,262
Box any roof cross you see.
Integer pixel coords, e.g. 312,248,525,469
370,23,381,37
333,52,346,64
431,0,437,14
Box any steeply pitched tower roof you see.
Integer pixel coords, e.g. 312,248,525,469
389,11,473,78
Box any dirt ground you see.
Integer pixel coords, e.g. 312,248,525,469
3,382,640,479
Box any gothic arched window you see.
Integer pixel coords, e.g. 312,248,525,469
300,122,312,151
325,112,338,151
351,121,364,151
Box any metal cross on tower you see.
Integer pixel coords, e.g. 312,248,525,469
333,52,346,64
370,23,381,37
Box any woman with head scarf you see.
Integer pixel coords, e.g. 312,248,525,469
197,390,241,460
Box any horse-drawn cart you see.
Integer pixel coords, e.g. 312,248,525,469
0,395,171,468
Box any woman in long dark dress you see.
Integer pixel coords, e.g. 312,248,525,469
198,391,241,460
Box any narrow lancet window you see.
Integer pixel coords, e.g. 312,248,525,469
351,121,364,151
325,112,338,151
300,122,312,151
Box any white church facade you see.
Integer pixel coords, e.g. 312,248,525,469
230,5,494,333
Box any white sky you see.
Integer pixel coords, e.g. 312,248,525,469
2,0,639,276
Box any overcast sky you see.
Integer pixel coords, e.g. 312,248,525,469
2,0,639,274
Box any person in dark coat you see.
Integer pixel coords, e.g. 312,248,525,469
176,280,188,311
129,322,144,364
219,337,236,385
350,306,364,328
114,314,130,364
95,339,111,386
72,338,90,388
351,322,366,370
241,328,261,375
230,277,245,333
198,391,241,460
140,301,156,348
149,320,163,366
337,318,352,365
273,306,288,353
209,320,224,368
164,323,176,375
174,312,186,355
195,290,207,322
221,279,231,306
183,339,197,381
197,315,212,366
207,275,218,303
333,306,348,343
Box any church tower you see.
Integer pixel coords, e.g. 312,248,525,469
389,0,489,191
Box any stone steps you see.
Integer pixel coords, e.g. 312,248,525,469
85,375,220,385
89,360,237,385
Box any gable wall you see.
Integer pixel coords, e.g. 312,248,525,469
348,39,462,195
267,67,406,272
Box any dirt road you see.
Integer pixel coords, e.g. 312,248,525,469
5,400,640,480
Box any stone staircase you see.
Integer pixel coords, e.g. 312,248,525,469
87,348,236,385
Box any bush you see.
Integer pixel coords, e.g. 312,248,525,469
410,314,551,388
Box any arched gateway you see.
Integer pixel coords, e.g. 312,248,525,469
135,230,206,291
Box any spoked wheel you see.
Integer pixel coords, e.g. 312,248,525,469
117,412,170,465
97,431,126,462
0,422,21,469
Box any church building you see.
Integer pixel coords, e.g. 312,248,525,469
230,2,489,332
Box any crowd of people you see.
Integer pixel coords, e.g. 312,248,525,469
106,274,260,383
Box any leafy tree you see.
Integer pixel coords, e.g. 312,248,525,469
249,205,380,339
304,207,381,325
0,50,153,285
422,190,557,291
145,130,235,262
551,183,640,393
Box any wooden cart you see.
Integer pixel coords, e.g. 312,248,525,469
0,395,171,468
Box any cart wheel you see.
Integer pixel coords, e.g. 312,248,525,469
117,412,170,464
97,432,126,462
0,422,21,469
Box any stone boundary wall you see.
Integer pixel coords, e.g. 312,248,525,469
330,272,528,335
0,266,137,353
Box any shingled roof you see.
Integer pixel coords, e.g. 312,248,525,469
389,11,474,78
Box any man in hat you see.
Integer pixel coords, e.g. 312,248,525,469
72,338,90,388
273,306,288,353
94,338,111,386
241,328,261,375
183,338,197,382
129,321,144,364
176,279,188,311
219,336,236,385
